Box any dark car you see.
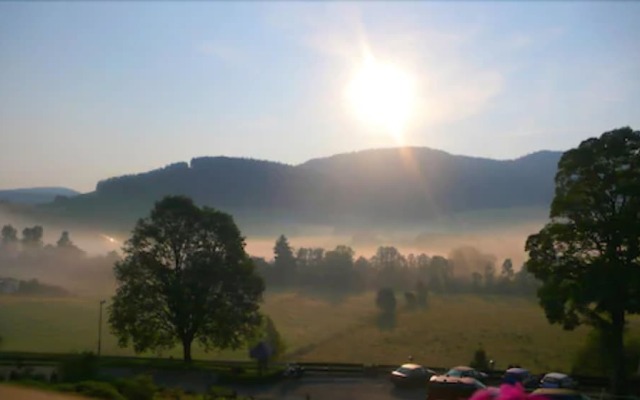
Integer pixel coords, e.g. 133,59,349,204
445,366,489,383
539,373,577,389
531,388,591,400
390,363,437,388
502,367,539,389
427,375,488,400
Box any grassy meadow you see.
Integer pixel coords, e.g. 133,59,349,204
1,292,638,373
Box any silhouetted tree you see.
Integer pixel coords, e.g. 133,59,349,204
415,280,429,309
525,127,640,395
376,287,397,314
471,272,483,293
1,224,17,245
296,247,324,269
273,235,296,286
109,196,264,362
21,225,43,248
483,263,496,292
428,256,452,293
501,259,514,280
323,245,355,291
57,231,73,247
404,291,417,310
372,246,406,288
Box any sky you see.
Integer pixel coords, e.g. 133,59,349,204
1,1,639,192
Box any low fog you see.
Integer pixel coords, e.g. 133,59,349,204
0,205,546,300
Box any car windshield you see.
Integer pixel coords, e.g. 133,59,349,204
446,369,464,377
396,367,419,375
507,372,527,379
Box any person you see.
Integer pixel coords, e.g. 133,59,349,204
408,355,414,362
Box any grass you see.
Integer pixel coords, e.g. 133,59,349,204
1,292,638,374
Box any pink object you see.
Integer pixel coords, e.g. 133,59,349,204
470,384,547,400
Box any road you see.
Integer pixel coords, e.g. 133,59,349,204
232,376,428,400
0,385,90,400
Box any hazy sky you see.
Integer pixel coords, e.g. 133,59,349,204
1,1,639,192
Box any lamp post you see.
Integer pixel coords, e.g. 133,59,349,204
98,300,106,357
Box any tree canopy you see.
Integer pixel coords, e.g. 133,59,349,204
108,195,264,361
525,127,640,394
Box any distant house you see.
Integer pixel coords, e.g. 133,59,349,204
0,278,19,294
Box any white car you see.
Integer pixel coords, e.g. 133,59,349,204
540,372,577,389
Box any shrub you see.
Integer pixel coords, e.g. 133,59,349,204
59,351,99,382
114,375,157,400
73,381,125,400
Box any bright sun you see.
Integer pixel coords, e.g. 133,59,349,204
346,56,417,142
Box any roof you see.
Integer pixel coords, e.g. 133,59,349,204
429,376,484,386
505,367,529,374
543,372,570,380
400,363,423,369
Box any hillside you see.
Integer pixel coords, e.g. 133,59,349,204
0,187,80,205
26,147,562,232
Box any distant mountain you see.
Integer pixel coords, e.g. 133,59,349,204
28,148,563,232
0,187,80,205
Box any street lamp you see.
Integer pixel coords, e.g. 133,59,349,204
98,300,106,357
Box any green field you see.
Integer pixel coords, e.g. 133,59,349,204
1,292,637,373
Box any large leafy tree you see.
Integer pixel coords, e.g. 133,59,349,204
525,127,640,395
109,196,264,362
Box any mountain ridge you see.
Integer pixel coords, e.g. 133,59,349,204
0,187,80,205
13,146,563,233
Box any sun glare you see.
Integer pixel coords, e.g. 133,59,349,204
346,56,417,142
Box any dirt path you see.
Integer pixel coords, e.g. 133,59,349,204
0,385,92,400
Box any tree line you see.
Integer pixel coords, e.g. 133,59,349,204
0,224,119,295
253,235,539,297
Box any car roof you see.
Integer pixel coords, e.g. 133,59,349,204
544,372,570,380
400,363,423,369
451,366,474,371
533,389,580,395
430,376,480,385
505,368,529,374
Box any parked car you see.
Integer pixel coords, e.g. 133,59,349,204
390,363,437,388
539,373,577,389
531,388,591,400
444,366,489,383
502,367,539,389
427,375,488,400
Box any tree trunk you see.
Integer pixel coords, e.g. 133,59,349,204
610,309,627,395
182,337,193,363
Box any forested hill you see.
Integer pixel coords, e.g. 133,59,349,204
32,147,563,231
0,187,80,205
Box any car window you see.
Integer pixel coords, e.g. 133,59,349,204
446,369,462,377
